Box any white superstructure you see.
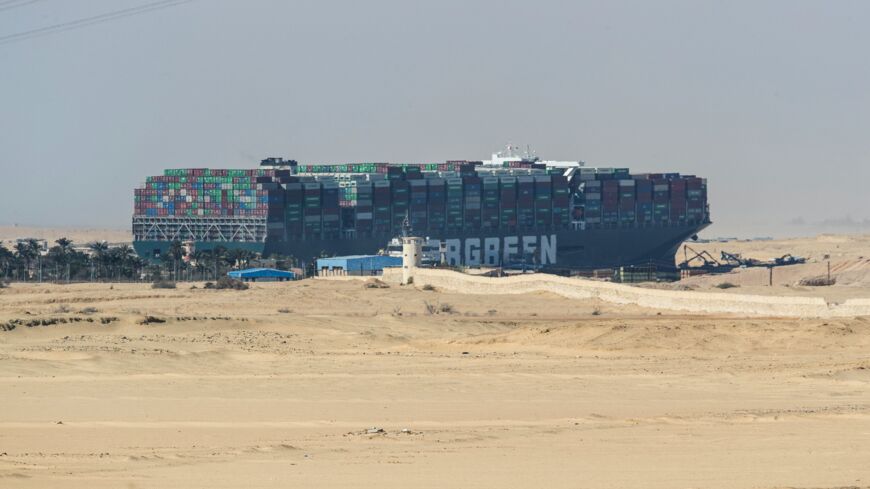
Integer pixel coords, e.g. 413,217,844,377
481,144,584,169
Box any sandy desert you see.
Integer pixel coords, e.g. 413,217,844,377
1,271,869,488
6,1,868,486
0,226,132,248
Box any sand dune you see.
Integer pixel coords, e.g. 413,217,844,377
1,280,869,488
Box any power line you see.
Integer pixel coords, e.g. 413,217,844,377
0,0,192,46
0,0,45,13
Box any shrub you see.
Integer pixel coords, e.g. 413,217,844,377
152,280,176,289
214,277,248,290
423,301,437,315
715,282,739,289
799,276,836,287
53,304,72,314
591,305,602,316
423,301,456,315
277,308,292,314
421,284,437,291
79,307,99,315
364,279,389,289
140,316,166,325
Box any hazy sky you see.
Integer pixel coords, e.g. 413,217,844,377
2,0,869,238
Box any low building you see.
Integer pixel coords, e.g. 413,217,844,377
227,268,295,282
316,255,402,277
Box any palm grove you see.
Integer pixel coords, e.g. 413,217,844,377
0,238,290,283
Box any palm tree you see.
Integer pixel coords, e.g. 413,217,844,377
49,238,75,283
55,237,74,253
0,243,13,281
225,248,249,271
189,250,208,280
88,241,109,281
118,245,144,281
167,240,185,281
208,246,227,280
107,245,137,281
13,240,39,281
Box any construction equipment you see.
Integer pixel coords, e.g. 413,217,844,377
774,254,806,266
679,245,807,279
720,251,765,268
719,251,806,268
679,245,736,272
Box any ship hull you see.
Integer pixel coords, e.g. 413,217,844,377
266,222,708,269
132,241,266,260
135,222,708,270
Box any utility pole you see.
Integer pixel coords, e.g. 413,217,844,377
827,260,831,284
768,266,773,286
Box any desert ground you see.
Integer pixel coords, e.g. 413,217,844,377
0,226,131,248
1,277,869,488
659,234,870,303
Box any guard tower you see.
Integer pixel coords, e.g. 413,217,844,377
400,213,422,285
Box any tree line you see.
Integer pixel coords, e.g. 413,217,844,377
0,238,298,284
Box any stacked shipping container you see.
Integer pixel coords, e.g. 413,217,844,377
568,169,708,229
135,163,708,243
133,169,282,219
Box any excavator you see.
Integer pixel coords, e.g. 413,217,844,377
679,245,806,272
679,245,737,273
720,251,806,268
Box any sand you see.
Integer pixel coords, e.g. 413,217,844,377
1,280,869,488
667,234,870,305
0,226,131,248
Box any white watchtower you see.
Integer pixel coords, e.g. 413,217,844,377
400,214,422,285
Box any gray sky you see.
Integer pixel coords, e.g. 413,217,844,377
2,0,869,238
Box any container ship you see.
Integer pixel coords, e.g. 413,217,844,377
132,147,710,270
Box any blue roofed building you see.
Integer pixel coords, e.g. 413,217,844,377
227,268,295,282
316,255,402,277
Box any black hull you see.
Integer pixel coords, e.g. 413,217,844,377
135,222,709,270
262,222,709,270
